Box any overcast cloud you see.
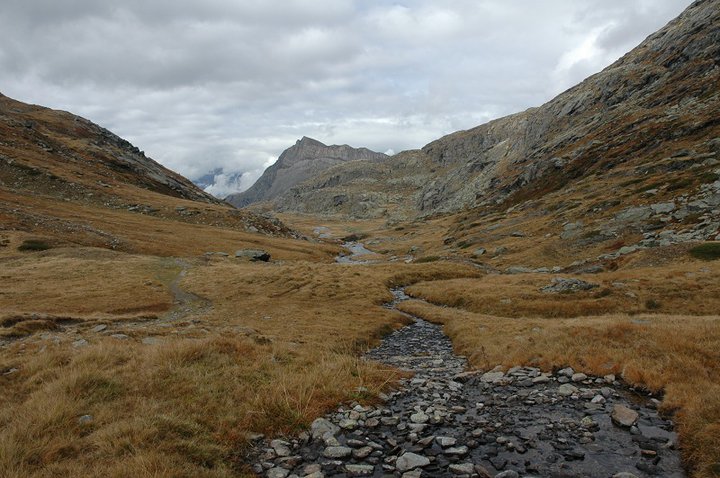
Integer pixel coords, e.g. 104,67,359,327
0,0,692,196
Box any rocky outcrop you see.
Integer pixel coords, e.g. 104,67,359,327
266,0,720,221
225,137,387,208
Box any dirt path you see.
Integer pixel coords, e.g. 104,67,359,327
251,288,685,478
162,258,212,322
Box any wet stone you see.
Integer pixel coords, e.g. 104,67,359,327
250,287,685,478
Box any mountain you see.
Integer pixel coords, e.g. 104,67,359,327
225,136,387,208
270,0,720,222
0,93,305,253
192,168,224,190
0,93,222,205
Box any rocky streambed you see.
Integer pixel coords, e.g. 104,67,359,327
250,289,685,478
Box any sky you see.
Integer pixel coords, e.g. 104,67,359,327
0,0,693,197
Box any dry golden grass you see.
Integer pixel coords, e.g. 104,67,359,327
406,259,720,318
0,246,480,477
400,278,720,477
0,192,337,260
0,248,175,316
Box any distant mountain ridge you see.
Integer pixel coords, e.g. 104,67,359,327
260,0,719,220
225,136,387,208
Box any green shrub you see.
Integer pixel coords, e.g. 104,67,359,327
18,239,52,252
415,256,441,263
645,298,662,310
689,242,720,260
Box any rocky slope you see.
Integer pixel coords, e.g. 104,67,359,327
0,93,221,205
225,137,387,208
0,93,302,251
269,0,719,222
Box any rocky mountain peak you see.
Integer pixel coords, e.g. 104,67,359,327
225,138,387,208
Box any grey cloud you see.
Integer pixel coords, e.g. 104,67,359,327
0,0,693,195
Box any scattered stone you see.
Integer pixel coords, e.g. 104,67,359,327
558,384,578,396
395,452,430,472
72,339,88,348
323,446,352,459
270,439,291,457
91,324,107,333
436,436,457,447
310,418,339,439
345,464,374,476
449,463,475,474
611,405,639,427
495,471,520,478
249,287,684,478
410,412,429,424
481,371,505,383
541,277,598,293
266,467,289,478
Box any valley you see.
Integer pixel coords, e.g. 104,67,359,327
1,1,719,477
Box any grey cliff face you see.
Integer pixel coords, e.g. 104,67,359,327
225,137,387,208
252,0,720,220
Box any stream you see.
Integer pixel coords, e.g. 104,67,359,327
251,286,685,478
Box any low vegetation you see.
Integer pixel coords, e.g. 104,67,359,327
17,239,52,252
690,242,720,261
0,250,479,477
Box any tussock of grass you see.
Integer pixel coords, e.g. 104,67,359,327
690,242,720,261
17,239,52,251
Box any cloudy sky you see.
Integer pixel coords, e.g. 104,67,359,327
0,0,692,197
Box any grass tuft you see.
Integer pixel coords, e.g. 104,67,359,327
690,242,720,261
18,239,52,252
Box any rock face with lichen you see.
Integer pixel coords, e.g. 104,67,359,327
249,0,720,222
225,137,387,208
